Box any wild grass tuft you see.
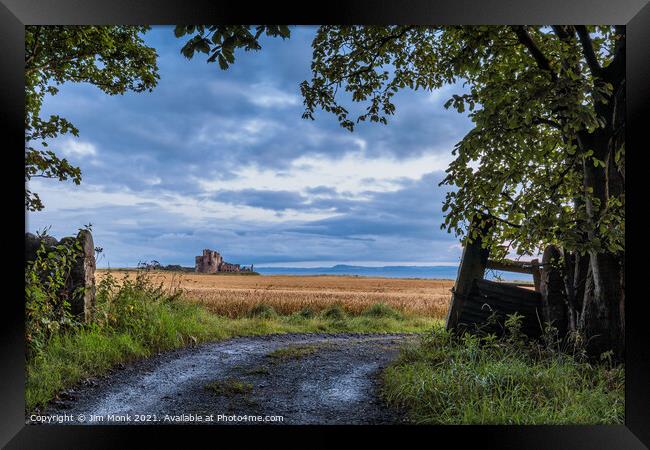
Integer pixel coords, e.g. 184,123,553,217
26,272,437,413
267,345,321,361
381,320,624,425
247,303,278,319
205,378,253,396
321,304,347,320
362,303,404,319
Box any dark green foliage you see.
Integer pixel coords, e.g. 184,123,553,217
25,26,159,211
297,26,625,261
174,25,290,70
160,264,195,272
93,271,189,347
297,307,316,319
321,304,347,320
25,228,87,356
247,303,278,319
362,303,404,319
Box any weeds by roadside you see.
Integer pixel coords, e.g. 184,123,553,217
381,317,624,424
25,228,87,357
25,269,436,413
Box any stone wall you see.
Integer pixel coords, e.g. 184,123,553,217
25,229,96,323
220,262,241,272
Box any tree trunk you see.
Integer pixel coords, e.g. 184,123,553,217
580,252,623,359
575,128,624,361
562,250,577,332
542,27,625,361
572,252,590,322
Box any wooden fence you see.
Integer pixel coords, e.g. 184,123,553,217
446,220,567,338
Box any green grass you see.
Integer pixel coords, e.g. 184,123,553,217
244,366,271,376
267,344,322,361
381,323,625,424
205,378,253,396
25,273,436,413
361,302,404,320
31,270,621,425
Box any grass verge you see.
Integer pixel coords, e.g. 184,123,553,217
381,322,624,424
26,273,436,413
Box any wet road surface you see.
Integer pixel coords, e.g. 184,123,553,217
45,333,414,425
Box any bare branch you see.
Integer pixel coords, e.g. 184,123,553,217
551,25,573,41
476,207,522,229
574,26,604,79
602,25,625,83
511,26,558,82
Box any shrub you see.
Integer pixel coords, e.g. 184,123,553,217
247,303,278,319
362,303,404,319
298,307,315,319
321,304,347,320
25,228,87,357
26,268,222,412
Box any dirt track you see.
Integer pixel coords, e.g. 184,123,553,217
45,333,415,425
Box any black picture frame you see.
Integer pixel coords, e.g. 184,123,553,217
2,1,649,447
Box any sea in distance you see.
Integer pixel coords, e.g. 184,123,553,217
255,265,533,282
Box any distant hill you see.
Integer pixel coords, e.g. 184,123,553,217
255,265,533,282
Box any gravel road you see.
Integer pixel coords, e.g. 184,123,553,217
44,333,415,425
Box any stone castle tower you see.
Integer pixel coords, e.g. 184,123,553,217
195,249,223,273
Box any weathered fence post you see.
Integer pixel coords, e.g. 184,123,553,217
71,229,96,322
446,218,491,331
539,245,568,337
531,258,541,292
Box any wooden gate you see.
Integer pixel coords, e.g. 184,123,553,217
455,279,543,337
446,218,564,338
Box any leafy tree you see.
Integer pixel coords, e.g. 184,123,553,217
181,25,625,359
174,25,290,69
25,26,159,211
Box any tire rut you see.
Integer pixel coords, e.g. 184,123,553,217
44,333,415,425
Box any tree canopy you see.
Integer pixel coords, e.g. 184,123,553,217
299,26,624,261
174,25,290,69
25,26,159,211
178,25,624,260
178,25,626,357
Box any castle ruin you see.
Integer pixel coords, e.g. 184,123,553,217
195,249,246,273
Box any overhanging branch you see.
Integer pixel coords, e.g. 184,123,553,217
511,26,558,82
574,26,604,79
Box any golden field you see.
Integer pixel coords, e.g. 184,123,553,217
96,270,454,319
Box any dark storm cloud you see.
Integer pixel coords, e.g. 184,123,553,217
289,172,450,240
211,186,365,213
213,189,308,211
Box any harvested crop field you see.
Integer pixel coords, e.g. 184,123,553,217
96,271,454,319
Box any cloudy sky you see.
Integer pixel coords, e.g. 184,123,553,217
27,26,475,268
